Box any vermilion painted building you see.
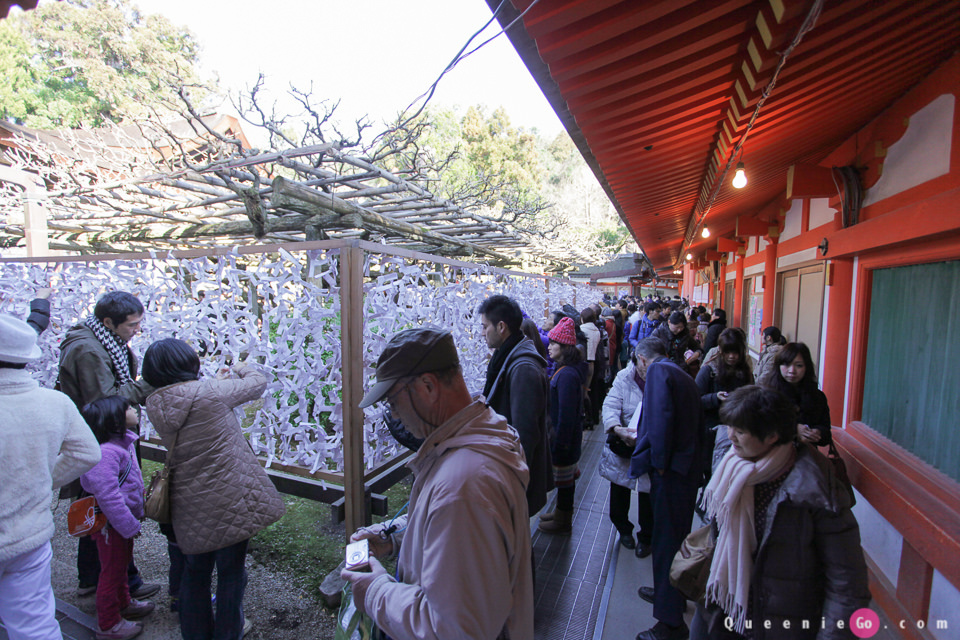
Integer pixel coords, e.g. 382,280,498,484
491,1,960,638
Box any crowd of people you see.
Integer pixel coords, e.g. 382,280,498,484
341,291,869,640
1,291,283,640
0,288,869,640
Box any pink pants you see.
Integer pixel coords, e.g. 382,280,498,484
93,528,134,630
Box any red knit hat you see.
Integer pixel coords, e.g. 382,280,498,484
548,316,577,346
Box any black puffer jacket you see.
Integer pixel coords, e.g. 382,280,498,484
703,445,870,639
762,379,833,446
702,317,727,353
696,358,754,474
695,358,754,432
794,385,832,446
652,321,701,374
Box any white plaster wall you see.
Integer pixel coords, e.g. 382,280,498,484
746,236,757,256
777,247,819,269
744,263,764,277
852,487,903,589
809,198,834,229
758,236,769,252
781,199,803,240
864,93,954,206
928,569,960,639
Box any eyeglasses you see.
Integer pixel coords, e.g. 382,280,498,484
382,378,412,411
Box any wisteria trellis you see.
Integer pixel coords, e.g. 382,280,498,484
0,242,598,476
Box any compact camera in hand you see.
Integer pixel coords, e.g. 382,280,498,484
345,539,370,571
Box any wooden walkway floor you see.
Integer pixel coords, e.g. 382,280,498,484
533,427,617,640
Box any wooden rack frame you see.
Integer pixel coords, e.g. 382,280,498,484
1,137,586,268
2,238,593,539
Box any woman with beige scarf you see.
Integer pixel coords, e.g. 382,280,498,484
691,385,869,640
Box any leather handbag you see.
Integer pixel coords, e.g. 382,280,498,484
143,466,171,523
827,442,856,505
605,430,634,458
669,523,715,603
144,432,178,524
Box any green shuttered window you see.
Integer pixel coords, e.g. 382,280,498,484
862,259,960,483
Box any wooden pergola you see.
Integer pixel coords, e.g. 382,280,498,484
0,121,584,269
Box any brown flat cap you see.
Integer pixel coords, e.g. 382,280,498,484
359,327,459,408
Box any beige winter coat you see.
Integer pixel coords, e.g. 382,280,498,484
145,365,284,555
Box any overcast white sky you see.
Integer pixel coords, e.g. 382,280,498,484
132,0,565,138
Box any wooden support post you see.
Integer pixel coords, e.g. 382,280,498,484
762,239,778,340
0,166,50,257
718,259,727,311
339,244,366,540
821,259,853,418
733,254,745,328
544,278,550,320
23,192,49,257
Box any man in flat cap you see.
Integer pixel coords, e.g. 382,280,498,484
341,327,534,640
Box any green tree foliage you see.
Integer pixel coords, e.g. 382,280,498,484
0,0,207,128
459,105,543,194
539,131,631,261
413,105,545,224
414,105,631,263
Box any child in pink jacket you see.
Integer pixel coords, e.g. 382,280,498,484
80,396,154,640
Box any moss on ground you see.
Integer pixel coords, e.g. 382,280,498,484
248,474,411,599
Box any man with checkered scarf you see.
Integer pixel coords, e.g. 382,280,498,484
58,291,159,601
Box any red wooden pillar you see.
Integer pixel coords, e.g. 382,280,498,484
733,254,745,327
762,239,778,334
718,259,727,311
822,258,853,423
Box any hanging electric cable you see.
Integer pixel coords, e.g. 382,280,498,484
399,0,543,129
676,0,825,268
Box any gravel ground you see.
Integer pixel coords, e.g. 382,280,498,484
48,496,339,640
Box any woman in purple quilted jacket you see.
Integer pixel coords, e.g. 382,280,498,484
80,396,154,640
142,339,284,640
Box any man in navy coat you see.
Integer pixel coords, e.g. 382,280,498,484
630,337,705,640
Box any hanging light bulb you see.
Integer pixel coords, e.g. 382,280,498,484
701,227,711,238
732,162,747,188
685,252,693,261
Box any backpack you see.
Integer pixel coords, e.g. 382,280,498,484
595,322,610,383
596,322,609,364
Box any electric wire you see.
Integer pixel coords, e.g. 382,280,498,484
399,0,543,129
830,165,861,228
678,0,825,267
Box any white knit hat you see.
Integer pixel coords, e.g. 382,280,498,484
0,314,42,363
